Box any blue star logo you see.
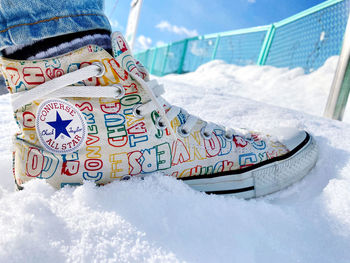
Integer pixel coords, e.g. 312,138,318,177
47,112,72,139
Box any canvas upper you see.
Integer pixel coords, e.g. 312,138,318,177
0,32,307,190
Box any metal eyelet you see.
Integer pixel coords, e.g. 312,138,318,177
224,133,234,141
113,84,125,99
92,62,106,77
177,125,190,137
200,127,213,140
132,104,144,118
155,116,166,130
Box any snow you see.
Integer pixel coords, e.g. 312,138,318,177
1,57,350,262
161,56,349,122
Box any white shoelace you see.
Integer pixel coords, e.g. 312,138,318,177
11,62,235,141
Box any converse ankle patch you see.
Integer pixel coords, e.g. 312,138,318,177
36,98,87,154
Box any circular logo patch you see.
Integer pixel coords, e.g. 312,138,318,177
36,99,87,154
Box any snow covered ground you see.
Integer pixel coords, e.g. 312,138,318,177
1,58,350,262
161,56,349,123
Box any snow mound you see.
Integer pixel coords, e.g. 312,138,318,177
162,56,348,121
1,58,350,262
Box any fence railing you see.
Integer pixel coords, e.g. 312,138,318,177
135,0,350,76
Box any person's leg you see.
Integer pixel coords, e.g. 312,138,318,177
0,0,111,59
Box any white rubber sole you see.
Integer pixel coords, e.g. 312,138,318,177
181,134,318,199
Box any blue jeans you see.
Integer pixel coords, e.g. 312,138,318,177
0,0,111,50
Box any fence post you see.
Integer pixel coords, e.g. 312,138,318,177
324,15,350,121
178,39,189,74
161,44,170,76
257,24,276,65
211,35,221,60
145,49,149,68
150,48,158,75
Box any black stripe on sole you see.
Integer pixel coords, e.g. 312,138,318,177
15,179,24,191
206,186,254,195
179,132,311,181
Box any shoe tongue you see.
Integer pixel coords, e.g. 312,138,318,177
111,32,149,81
111,33,174,112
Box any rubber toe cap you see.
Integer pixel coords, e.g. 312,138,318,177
267,127,308,151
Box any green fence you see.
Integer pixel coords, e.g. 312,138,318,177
135,0,350,76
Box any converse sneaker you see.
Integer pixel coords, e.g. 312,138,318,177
0,32,318,198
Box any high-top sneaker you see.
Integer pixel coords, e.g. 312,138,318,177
0,32,318,198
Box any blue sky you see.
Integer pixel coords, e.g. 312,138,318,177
105,0,325,51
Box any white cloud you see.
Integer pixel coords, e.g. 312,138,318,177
136,35,152,50
247,0,256,3
156,41,166,47
109,18,124,31
155,21,198,37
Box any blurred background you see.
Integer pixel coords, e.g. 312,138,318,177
105,0,327,52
